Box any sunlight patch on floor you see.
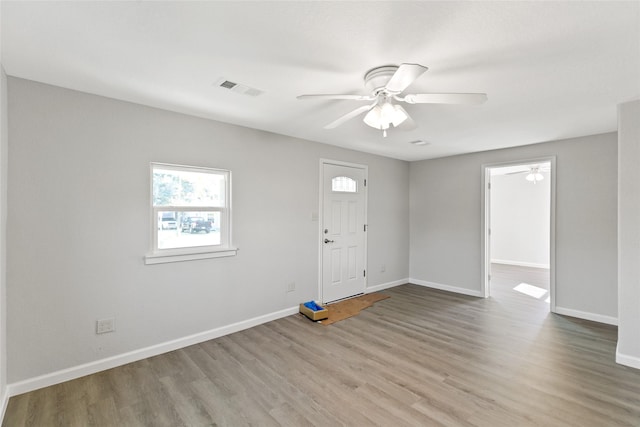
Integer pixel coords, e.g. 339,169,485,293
513,282,548,299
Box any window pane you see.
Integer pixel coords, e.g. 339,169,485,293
153,167,225,207
157,211,221,249
332,176,357,193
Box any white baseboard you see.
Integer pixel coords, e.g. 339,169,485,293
616,343,640,370
7,305,299,397
0,389,8,424
491,259,550,269
366,278,408,293
409,278,483,297
554,306,618,326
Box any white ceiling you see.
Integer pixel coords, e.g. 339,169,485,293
2,1,639,161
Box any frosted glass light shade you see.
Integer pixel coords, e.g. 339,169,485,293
389,104,408,127
363,102,408,130
363,105,387,129
526,172,544,182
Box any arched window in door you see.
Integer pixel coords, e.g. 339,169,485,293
332,176,357,193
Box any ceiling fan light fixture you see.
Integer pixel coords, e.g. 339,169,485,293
525,168,544,183
363,105,384,129
389,103,408,127
380,101,395,117
363,101,407,133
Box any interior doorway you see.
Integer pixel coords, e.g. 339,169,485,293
481,158,556,313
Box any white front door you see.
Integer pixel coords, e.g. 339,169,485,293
321,162,367,303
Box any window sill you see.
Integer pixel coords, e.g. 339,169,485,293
145,247,238,265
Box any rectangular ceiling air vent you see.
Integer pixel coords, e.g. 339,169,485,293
219,80,237,89
215,78,264,97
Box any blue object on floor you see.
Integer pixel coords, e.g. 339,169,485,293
303,301,324,311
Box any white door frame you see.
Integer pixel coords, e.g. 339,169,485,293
318,159,368,304
480,156,557,313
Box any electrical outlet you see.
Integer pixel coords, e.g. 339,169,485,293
286,282,296,293
96,318,115,334
381,264,386,273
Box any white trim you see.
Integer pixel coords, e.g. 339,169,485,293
320,158,369,169
410,279,483,297
318,159,368,304
481,156,557,311
144,247,238,264
149,162,233,260
554,306,618,326
481,165,491,298
6,305,299,397
0,390,9,424
366,278,409,293
491,259,550,269
317,161,324,304
616,344,640,370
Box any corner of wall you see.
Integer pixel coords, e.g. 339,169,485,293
0,391,8,426
617,342,640,370
617,99,640,369
0,64,9,420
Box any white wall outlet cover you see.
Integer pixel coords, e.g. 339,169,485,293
96,318,115,334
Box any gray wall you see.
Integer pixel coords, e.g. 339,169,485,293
410,133,618,318
4,75,628,386
491,171,550,267
0,66,8,405
617,99,640,368
6,78,409,383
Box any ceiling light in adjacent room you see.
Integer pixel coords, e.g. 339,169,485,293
525,167,544,183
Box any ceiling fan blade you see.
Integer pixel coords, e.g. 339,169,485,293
403,93,488,105
385,63,428,94
504,170,528,175
297,94,374,101
324,104,373,129
394,105,417,131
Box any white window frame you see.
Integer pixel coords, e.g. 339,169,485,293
331,176,358,193
145,162,237,264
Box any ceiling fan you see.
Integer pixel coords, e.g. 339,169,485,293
297,63,488,137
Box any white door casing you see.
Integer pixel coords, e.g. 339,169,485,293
481,157,556,312
320,161,367,303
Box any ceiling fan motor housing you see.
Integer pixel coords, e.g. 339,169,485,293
364,65,400,94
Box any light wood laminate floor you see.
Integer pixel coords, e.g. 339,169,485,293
4,272,639,426
489,262,551,316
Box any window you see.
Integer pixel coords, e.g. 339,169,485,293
332,176,357,193
145,163,236,264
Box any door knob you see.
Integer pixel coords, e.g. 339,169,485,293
324,238,334,244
